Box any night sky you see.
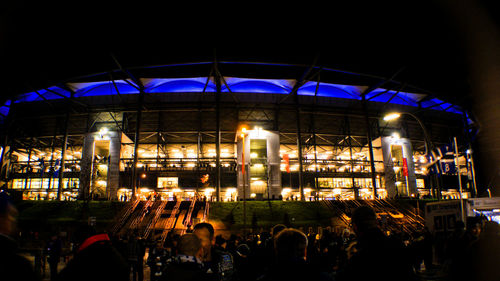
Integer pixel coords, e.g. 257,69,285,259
0,1,478,102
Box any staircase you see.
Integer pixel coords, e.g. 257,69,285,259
321,199,425,235
109,199,140,236
109,197,209,242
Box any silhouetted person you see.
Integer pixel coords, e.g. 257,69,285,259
257,228,333,281
260,224,287,271
47,234,62,281
127,232,146,281
336,206,416,281
214,235,227,251
0,191,39,281
56,224,128,281
443,221,466,273
233,243,254,281
161,233,209,281
457,221,500,281
148,240,170,281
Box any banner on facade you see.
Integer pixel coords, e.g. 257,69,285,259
402,158,408,177
283,154,290,173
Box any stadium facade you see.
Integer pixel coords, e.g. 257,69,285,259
0,62,476,201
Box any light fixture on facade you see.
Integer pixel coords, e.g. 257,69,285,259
383,112,401,121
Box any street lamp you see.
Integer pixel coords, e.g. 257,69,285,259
383,111,441,199
238,126,248,236
384,112,432,155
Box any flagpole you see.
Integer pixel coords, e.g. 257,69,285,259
454,137,466,224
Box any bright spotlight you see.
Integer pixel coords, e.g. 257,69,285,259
383,113,401,121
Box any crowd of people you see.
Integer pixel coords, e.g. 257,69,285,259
2,190,500,281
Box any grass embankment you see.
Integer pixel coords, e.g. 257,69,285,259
208,201,336,230
15,201,126,232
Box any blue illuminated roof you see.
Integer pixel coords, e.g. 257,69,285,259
146,78,216,93
0,100,10,117
73,81,139,97
298,83,362,99
10,77,464,117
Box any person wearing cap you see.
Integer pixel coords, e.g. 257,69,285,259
336,206,415,281
55,224,129,281
0,191,39,281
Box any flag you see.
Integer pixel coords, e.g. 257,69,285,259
283,154,290,173
440,159,456,174
436,144,454,158
402,158,409,177
425,154,441,175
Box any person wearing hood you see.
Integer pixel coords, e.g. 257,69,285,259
55,224,128,281
0,191,39,281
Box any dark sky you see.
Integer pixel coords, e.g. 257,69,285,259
0,1,486,105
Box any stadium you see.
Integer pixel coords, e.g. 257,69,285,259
0,61,476,203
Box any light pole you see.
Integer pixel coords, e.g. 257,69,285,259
239,127,248,236
466,149,478,197
383,112,441,199
454,137,466,224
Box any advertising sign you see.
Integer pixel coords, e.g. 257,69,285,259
425,200,462,232
468,197,500,210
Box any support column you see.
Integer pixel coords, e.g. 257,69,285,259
57,110,70,201
215,67,222,202
24,143,32,190
266,131,282,199
79,133,94,200
362,96,378,199
47,131,57,199
131,90,144,199
0,109,13,183
295,95,305,201
107,131,121,200
345,116,358,199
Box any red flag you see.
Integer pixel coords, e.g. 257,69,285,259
283,154,290,173
402,158,409,177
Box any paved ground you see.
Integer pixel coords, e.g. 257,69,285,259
23,253,446,281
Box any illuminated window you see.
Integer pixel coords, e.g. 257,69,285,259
158,177,178,188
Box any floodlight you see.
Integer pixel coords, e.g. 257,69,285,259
383,112,401,121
